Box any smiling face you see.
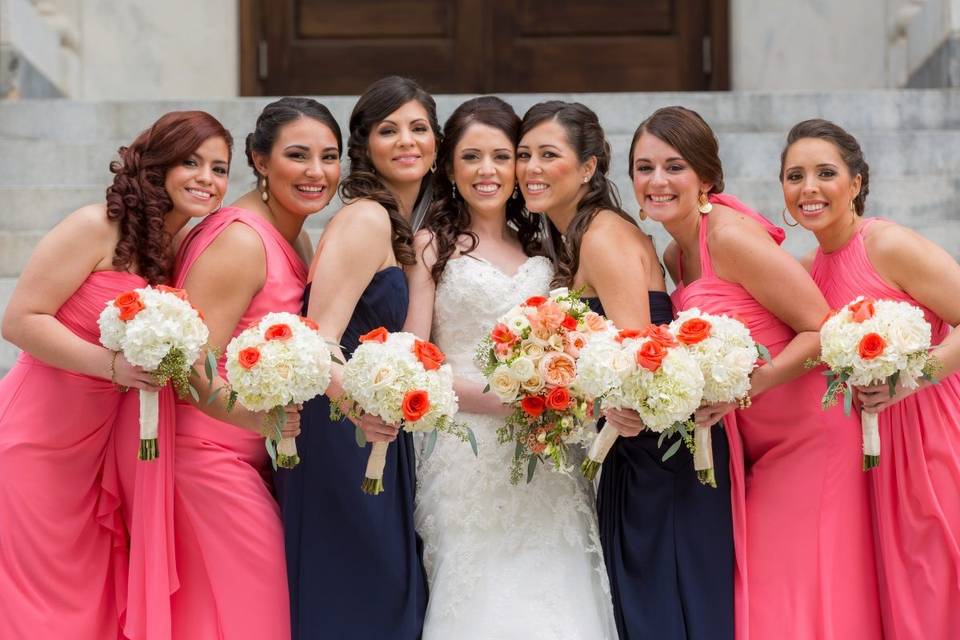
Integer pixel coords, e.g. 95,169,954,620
630,132,711,224
516,119,595,225
164,135,230,219
367,99,437,190
450,122,516,216
781,137,861,233
254,116,341,218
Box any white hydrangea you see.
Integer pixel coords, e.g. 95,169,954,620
670,308,759,403
225,312,333,411
575,327,624,399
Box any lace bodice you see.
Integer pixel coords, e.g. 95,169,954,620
432,255,554,382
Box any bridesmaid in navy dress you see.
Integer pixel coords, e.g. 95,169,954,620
275,76,439,639
517,101,733,640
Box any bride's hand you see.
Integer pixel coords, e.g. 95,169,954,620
351,413,399,443
603,408,645,438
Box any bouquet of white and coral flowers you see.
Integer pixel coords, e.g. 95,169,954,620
224,312,333,469
475,287,605,484
334,327,474,495
98,284,209,461
668,309,770,486
816,296,939,470
577,323,705,479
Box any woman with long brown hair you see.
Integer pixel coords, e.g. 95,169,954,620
0,110,231,639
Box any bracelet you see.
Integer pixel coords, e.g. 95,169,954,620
110,351,129,393
737,395,752,410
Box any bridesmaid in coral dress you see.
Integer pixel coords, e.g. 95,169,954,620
782,118,960,640
632,107,882,639
111,98,342,640
0,111,231,639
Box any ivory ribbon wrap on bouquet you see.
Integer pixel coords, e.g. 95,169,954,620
581,424,619,480
861,411,880,469
693,425,715,487
139,389,160,460
363,442,389,495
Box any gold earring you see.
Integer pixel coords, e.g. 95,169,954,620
697,193,713,214
260,176,269,203
781,207,799,227
849,200,856,212
638,206,647,221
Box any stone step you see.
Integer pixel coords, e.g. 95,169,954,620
3,129,960,188
2,90,959,142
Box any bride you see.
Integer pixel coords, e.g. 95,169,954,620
404,96,616,639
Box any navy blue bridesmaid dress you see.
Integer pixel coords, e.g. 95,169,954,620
276,267,427,640
585,292,734,640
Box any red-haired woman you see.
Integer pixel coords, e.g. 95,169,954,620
0,111,231,639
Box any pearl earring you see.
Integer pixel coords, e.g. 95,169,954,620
260,176,269,203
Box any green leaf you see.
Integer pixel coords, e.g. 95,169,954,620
757,343,773,365
204,350,216,386
187,383,200,403
887,371,900,398
354,425,367,448
265,437,277,470
330,355,344,365
526,455,538,484
657,431,668,448
661,436,683,462
514,440,524,463
482,384,490,394
205,385,223,406
422,428,438,459
466,427,478,457
593,398,602,420
843,385,853,416
226,390,238,412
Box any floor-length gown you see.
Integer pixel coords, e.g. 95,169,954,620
0,270,142,639
812,216,960,640
415,255,617,639
116,207,303,639
586,292,734,640
671,193,883,640
275,266,428,640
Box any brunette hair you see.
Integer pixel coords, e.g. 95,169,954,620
519,100,634,287
339,76,441,266
425,96,542,283
245,97,342,179
779,118,870,216
106,110,233,285
628,106,725,192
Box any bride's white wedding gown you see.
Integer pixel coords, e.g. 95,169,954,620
416,254,616,639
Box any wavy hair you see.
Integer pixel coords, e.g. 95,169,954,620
519,101,634,287
339,76,441,265
425,96,543,283
106,110,233,284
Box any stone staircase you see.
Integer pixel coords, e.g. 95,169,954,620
2,90,959,373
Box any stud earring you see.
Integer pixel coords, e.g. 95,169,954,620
583,176,590,184
260,176,269,203
697,193,713,214
781,207,799,227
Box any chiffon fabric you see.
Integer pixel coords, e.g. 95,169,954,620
0,270,143,639
276,268,428,640
811,217,960,640
112,207,305,639
587,293,734,640
671,193,882,640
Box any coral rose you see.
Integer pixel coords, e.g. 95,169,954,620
265,323,293,341
849,298,876,323
858,333,886,360
639,324,679,348
561,315,578,332
359,326,389,343
525,295,547,308
238,346,261,369
529,301,566,332
414,339,445,371
402,389,431,422
300,316,320,331
156,284,187,300
491,323,518,346
114,291,145,321
538,351,577,387
617,328,644,343
636,340,667,372
545,387,571,411
676,318,712,345
521,395,546,418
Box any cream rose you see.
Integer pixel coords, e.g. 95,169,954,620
490,364,521,402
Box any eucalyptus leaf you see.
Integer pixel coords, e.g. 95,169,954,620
661,436,683,462
843,386,854,416
466,427,478,457
422,428,438,459
526,455,538,484
187,383,200,403
483,384,490,394
265,437,278,470
657,431,668,448
205,385,223,406
354,425,367,448
204,350,216,386
757,343,773,365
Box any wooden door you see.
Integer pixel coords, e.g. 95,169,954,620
241,0,729,95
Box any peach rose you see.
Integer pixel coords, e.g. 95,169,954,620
538,351,576,387
529,300,566,333
582,311,607,333
564,331,587,357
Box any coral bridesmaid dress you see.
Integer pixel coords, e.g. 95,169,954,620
114,207,305,639
812,217,960,640
671,194,882,640
0,270,143,639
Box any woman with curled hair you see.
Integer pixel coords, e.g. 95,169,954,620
634,106,882,639
405,96,615,637
0,110,231,639
782,119,960,640
276,76,437,639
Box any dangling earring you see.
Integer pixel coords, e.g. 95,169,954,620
451,182,457,200
260,176,269,203
781,207,799,227
697,193,713,214
637,205,646,221
430,160,437,173
512,185,519,200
